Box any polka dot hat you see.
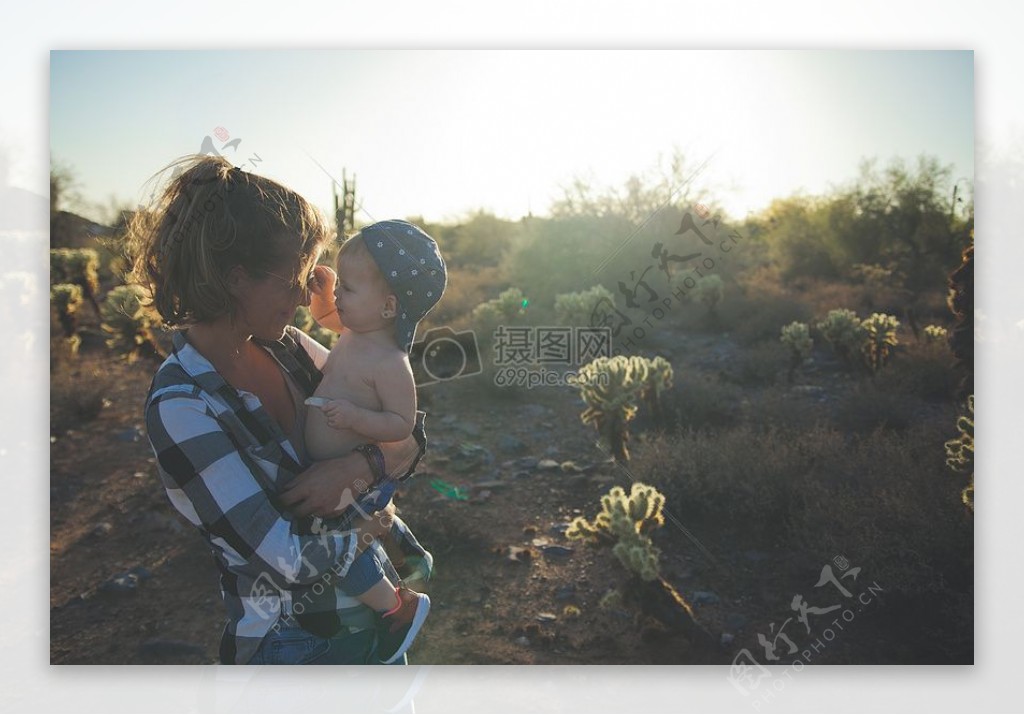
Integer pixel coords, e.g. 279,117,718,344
359,219,448,353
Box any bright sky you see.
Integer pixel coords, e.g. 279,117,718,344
49,50,973,224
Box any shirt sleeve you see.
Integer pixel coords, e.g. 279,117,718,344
145,391,359,587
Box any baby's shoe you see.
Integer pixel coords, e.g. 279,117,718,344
377,586,431,664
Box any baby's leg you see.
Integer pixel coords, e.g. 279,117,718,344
387,515,433,584
340,542,401,612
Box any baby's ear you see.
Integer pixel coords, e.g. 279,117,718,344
385,294,398,316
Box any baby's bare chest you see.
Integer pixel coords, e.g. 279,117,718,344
314,345,382,410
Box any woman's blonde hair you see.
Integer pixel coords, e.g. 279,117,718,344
127,155,331,328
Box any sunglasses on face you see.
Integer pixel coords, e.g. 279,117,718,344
264,267,321,295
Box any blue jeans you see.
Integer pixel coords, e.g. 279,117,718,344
247,621,407,665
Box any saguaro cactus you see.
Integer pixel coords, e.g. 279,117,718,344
860,312,900,374
780,321,812,384
571,355,649,462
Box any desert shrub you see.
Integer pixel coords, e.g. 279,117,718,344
871,337,958,403
723,292,812,346
748,385,830,431
652,373,743,433
429,265,506,328
720,339,787,387
554,284,616,328
833,381,919,434
634,422,847,535
692,274,724,315
792,416,973,599
634,416,972,602
51,360,111,434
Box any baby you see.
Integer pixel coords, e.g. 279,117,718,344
303,219,446,664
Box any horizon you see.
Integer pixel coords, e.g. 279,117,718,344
49,50,973,227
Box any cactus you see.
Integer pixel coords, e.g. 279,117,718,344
50,248,102,314
100,285,165,363
860,312,900,374
555,284,616,327
780,321,813,384
692,274,724,316
816,308,866,371
638,356,673,424
472,286,528,345
570,355,650,462
924,324,948,343
292,305,338,349
944,394,974,512
50,283,84,338
566,483,666,581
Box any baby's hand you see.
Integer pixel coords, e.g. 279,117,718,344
309,265,343,331
321,398,359,430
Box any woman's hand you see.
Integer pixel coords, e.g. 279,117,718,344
358,502,396,541
279,433,421,518
280,452,371,518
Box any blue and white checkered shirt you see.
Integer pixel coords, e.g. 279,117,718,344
144,326,426,664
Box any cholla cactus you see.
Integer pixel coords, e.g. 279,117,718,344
816,308,866,371
924,324,948,343
50,248,102,313
51,283,84,337
639,355,673,424
100,285,164,363
945,394,974,511
570,355,649,462
693,274,724,316
472,286,528,344
292,306,338,349
861,312,900,374
566,483,666,581
555,284,616,327
780,321,813,384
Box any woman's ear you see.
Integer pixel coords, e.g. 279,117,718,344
225,265,248,297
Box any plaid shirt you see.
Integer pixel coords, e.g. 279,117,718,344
144,326,427,664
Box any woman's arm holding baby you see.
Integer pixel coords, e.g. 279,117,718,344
321,354,416,441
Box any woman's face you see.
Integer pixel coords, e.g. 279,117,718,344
232,250,321,341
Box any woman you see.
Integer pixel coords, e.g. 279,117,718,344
129,155,427,664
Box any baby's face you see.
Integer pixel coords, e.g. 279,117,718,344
334,253,393,333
